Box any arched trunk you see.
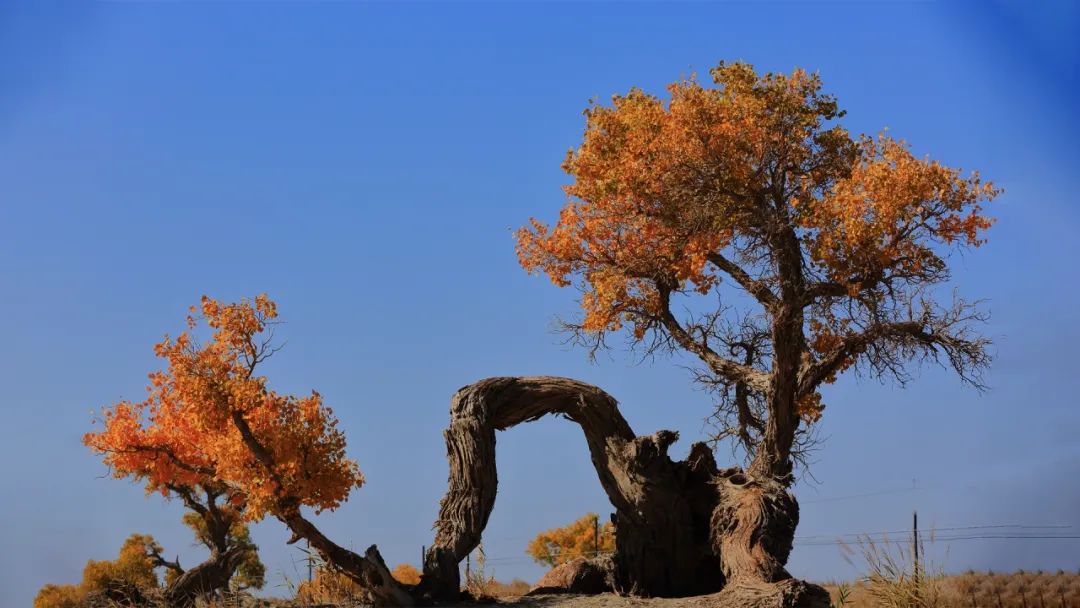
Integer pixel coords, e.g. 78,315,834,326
421,376,724,600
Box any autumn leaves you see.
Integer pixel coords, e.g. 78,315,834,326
85,295,364,529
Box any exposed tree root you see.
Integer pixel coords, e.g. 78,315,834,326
161,547,248,607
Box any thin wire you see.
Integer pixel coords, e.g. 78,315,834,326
796,524,1073,540
477,527,1078,562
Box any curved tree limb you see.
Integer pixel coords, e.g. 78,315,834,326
657,288,772,393
423,376,724,599
708,252,779,309
227,409,415,606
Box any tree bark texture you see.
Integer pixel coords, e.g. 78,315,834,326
422,376,725,599
162,547,247,608
709,467,829,608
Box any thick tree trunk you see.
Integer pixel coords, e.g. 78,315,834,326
423,376,724,600
710,467,829,608
162,547,246,608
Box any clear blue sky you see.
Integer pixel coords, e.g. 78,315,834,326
2,1,1078,605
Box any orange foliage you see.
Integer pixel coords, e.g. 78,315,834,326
34,534,161,608
392,563,422,585
516,62,996,343
526,513,615,568
84,295,364,523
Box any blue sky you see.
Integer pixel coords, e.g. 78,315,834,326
1,1,1078,605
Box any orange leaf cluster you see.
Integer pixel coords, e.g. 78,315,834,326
798,134,997,287
526,513,615,568
516,62,997,342
84,295,364,522
391,563,422,585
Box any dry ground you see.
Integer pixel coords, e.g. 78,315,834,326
205,571,1080,608
503,593,723,608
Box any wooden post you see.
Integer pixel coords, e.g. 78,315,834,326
912,511,920,606
912,512,919,582
307,539,313,583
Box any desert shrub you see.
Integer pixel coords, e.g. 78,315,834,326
526,513,614,567
34,534,161,608
33,584,84,608
462,542,495,601
391,563,421,585
295,567,364,604
842,533,944,608
80,534,159,593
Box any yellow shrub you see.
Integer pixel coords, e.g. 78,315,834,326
392,563,421,585
32,584,84,608
526,513,614,567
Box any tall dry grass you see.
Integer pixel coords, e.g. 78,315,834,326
826,529,1080,608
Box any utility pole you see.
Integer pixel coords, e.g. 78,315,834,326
912,511,920,603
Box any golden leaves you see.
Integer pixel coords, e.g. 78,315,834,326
391,564,422,585
516,61,997,360
85,295,364,523
526,513,615,568
799,134,997,285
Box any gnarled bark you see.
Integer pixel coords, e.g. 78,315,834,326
162,547,247,607
277,509,415,607
422,376,724,599
709,467,829,608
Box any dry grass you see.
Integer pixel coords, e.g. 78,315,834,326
823,571,1080,608
823,529,1080,608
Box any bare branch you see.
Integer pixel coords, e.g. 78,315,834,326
707,252,779,308
657,286,771,392
798,297,991,394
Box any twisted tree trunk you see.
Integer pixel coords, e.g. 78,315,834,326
235,375,820,606
709,467,829,608
421,376,724,600
162,546,247,608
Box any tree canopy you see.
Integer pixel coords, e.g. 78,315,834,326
84,294,364,523
517,62,997,476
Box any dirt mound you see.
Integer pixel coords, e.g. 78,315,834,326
528,559,612,595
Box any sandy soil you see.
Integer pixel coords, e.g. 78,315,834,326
500,593,721,608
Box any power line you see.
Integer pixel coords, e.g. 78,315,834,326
800,535,1080,547
795,524,1073,541
476,524,1076,563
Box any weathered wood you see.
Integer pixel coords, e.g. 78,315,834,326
423,376,724,599
710,467,829,608
228,406,416,607
162,547,247,607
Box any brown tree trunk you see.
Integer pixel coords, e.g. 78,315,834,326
422,376,724,600
162,547,247,608
710,467,829,608
228,410,416,606
277,508,416,607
